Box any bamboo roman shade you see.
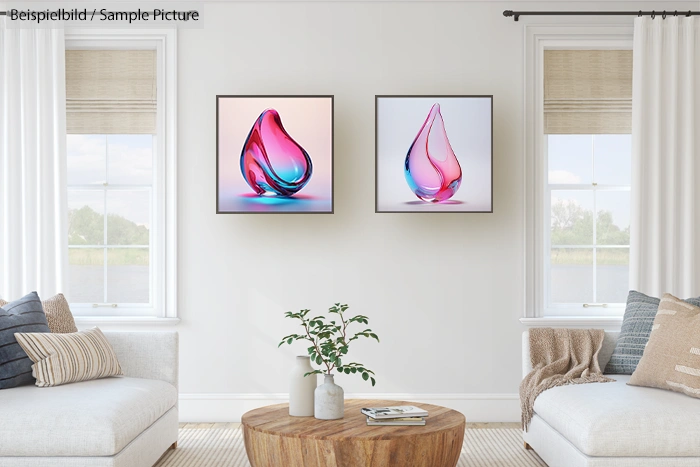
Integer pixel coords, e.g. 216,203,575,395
544,50,632,134
66,50,156,134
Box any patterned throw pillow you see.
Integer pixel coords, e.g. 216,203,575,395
14,327,123,387
605,291,700,374
0,292,51,389
0,293,77,334
629,294,700,398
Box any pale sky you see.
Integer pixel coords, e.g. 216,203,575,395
549,134,631,231
67,134,153,229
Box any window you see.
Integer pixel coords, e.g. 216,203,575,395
547,134,631,312
523,26,634,321
542,49,632,316
65,30,177,319
67,134,154,309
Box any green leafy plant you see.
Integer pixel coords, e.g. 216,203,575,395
279,303,379,386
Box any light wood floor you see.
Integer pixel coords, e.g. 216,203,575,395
180,422,520,429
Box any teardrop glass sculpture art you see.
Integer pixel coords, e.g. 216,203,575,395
404,103,462,203
240,109,313,197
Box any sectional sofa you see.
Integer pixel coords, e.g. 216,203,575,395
522,330,700,467
0,331,179,467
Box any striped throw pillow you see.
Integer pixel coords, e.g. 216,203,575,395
629,294,700,398
0,292,51,389
0,293,77,334
14,327,123,387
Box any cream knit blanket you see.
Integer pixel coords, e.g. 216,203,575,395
520,328,614,431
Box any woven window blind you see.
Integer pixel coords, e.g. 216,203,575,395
66,50,156,134
544,50,632,134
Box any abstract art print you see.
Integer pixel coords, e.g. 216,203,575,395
217,95,333,213
375,96,493,213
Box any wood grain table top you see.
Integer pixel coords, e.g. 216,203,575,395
241,399,466,441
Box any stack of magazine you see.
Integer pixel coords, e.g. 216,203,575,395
361,405,428,426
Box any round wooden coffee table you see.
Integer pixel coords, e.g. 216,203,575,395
242,399,465,467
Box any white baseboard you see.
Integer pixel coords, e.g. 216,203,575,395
179,393,520,423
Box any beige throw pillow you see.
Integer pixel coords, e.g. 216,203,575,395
0,293,77,333
14,327,123,387
629,293,700,398
40,294,78,333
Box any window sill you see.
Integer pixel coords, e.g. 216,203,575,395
74,316,180,327
520,316,622,330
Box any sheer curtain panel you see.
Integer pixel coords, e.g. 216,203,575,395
630,17,700,297
0,20,68,299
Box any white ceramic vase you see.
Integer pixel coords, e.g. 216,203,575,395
314,374,344,420
289,356,317,417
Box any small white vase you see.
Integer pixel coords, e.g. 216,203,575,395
289,356,317,417
314,374,344,420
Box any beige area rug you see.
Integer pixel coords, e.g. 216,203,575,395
155,425,546,467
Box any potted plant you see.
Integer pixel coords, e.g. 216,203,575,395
279,303,380,420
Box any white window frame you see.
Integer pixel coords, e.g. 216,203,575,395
65,29,178,324
522,24,632,328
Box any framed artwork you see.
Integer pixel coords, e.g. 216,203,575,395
217,95,334,213
375,95,493,213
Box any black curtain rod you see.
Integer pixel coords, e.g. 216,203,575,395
2,8,698,20
504,10,700,21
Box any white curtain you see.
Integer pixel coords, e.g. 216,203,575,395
630,17,700,297
0,20,68,300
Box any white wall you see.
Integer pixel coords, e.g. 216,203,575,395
115,0,696,422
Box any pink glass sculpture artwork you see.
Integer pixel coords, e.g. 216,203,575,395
404,103,462,203
240,109,313,197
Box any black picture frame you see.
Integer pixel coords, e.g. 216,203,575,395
216,95,335,214
375,95,494,213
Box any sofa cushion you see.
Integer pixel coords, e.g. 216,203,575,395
629,294,700,399
16,327,123,387
605,291,700,374
0,293,78,334
0,376,177,456
534,375,700,457
39,293,78,333
0,292,51,389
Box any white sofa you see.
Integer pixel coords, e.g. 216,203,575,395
0,331,179,467
522,331,700,467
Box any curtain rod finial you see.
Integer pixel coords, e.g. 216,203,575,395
503,10,520,21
